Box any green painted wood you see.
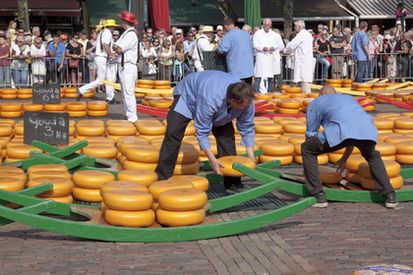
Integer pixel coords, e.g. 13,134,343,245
400,167,413,179
256,167,282,178
256,160,281,169
196,172,223,185
76,158,121,177
0,197,315,242
237,165,413,203
17,200,56,214
0,187,70,216
209,179,284,212
23,141,92,169
233,163,276,183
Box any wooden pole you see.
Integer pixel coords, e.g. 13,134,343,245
17,0,30,31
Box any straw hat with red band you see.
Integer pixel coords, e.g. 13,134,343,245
118,11,139,25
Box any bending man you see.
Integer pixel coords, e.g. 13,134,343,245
155,71,255,192
302,86,398,208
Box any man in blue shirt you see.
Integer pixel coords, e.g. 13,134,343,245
351,21,369,83
302,86,397,208
217,17,254,84
47,34,66,84
155,71,256,192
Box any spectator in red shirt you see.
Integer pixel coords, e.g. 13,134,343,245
0,35,11,87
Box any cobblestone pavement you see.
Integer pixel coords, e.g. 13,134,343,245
0,95,412,274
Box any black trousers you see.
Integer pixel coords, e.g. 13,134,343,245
155,96,241,188
241,76,253,85
301,137,395,196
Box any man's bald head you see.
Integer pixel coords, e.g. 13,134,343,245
320,86,337,95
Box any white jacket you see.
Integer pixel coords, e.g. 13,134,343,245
284,29,314,83
253,29,284,77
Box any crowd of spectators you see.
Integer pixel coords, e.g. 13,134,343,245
0,16,412,88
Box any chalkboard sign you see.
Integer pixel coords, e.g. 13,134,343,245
24,112,69,145
32,83,61,104
202,51,227,72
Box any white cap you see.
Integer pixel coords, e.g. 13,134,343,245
216,25,223,31
176,28,183,34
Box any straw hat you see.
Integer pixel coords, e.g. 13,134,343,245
202,26,214,33
105,19,119,28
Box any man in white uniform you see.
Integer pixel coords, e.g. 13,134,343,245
253,18,284,93
192,26,213,72
112,11,139,122
78,19,119,103
284,20,314,94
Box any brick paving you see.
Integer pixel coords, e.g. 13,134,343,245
0,94,412,274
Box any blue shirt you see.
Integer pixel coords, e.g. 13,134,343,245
47,42,66,65
306,94,377,147
173,71,255,151
351,31,369,62
218,29,254,79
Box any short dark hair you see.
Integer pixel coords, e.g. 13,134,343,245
360,21,368,30
227,82,255,103
223,17,234,26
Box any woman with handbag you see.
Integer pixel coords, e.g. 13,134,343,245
65,35,84,86
30,37,47,84
11,36,30,87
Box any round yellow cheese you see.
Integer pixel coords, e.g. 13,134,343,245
72,170,115,189
105,209,155,227
158,189,207,211
118,170,158,187
103,189,153,211
156,208,205,227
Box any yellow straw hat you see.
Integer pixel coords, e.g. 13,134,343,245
105,19,120,28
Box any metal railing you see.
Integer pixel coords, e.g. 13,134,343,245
0,52,412,88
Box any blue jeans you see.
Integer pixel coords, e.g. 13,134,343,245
367,57,377,79
255,77,274,93
355,61,367,83
11,69,28,87
316,56,330,81
0,66,11,87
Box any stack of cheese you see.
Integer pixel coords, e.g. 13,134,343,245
5,144,42,163
118,170,158,187
395,141,413,164
76,119,105,139
81,138,117,159
260,140,294,165
27,164,74,203
66,101,87,118
277,100,301,115
107,120,137,142
136,119,166,141
149,178,206,227
254,119,283,139
374,118,394,135
319,166,342,186
344,155,366,185
72,170,115,202
87,101,109,117
148,98,173,109
1,88,18,99
23,103,43,113
293,142,329,165
171,143,200,175
101,181,155,227
64,87,77,98
393,118,413,134
0,167,26,192
359,160,403,190
44,103,66,114
326,79,343,88
17,88,33,99
123,142,160,171
1,102,22,118
156,188,207,227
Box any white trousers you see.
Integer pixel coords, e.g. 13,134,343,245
79,56,115,100
118,63,138,122
301,82,311,94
